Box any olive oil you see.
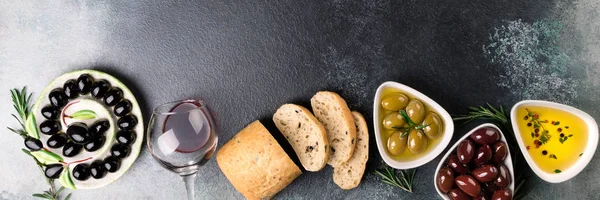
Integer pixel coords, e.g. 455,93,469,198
516,106,588,173
379,87,444,161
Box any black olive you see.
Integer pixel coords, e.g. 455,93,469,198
45,164,64,179
24,137,43,151
47,134,68,148
111,144,131,159
63,141,83,157
89,120,110,136
103,156,121,173
114,100,132,117
91,80,111,99
63,79,80,99
116,130,136,146
73,164,90,181
48,88,68,108
103,88,123,106
77,74,94,94
40,120,61,135
89,160,106,179
84,136,105,152
117,115,137,130
66,122,90,144
41,106,60,119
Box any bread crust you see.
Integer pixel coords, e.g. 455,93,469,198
216,121,302,200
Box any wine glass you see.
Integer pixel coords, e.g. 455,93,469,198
147,99,218,200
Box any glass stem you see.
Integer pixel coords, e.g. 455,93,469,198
182,172,197,200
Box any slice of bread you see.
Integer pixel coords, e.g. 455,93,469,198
273,104,330,172
216,121,302,200
334,111,369,189
310,91,357,167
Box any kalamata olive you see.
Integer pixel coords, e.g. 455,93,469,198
494,164,511,188
47,134,68,148
449,188,471,200
90,160,106,179
406,99,426,124
103,156,121,173
472,164,499,183
448,154,470,174
387,131,407,155
474,145,493,166
73,164,90,181
492,142,508,164
422,112,442,139
437,167,454,193
117,115,137,130
77,74,94,94
48,88,68,108
63,79,80,99
40,120,61,135
114,100,132,117
91,80,111,99
381,93,409,111
474,194,491,200
408,129,427,154
455,175,482,197
482,182,499,193
111,144,131,159
84,136,105,152
44,164,64,179
89,120,110,136
457,139,475,164
63,141,83,157
24,137,43,151
41,105,60,119
103,88,123,106
66,122,90,144
491,189,512,200
470,127,500,145
382,112,405,130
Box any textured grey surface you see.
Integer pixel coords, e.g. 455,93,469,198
1,0,600,199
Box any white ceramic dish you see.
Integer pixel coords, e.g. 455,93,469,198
510,100,599,183
434,123,515,199
373,81,454,169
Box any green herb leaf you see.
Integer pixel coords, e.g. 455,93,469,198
375,166,416,193
32,193,53,199
568,134,573,137
580,153,583,157
401,131,409,138
69,109,96,120
64,193,72,200
555,169,561,173
554,121,560,125
399,110,415,127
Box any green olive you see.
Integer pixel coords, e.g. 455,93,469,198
382,112,405,129
422,112,443,139
387,131,408,155
406,99,426,124
381,93,409,111
408,129,428,154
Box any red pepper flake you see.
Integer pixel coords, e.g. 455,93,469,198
535,133,540,137
526,146,531,150
551,121,555,125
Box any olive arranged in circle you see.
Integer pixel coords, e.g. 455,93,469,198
63,141,83,157
73,163,91,181
89,120,110,136
41,106,60,119
63,79,80,99
49,88,68,108
103,88,123,106
387,131,407,155
116,130,136,145
103,156,121,173
84,136,106,152
47,134,68,148
382,112,405,130
40,120,61,135
24,137,43,151
45,164,64,179
77,74,94,94
118,115,137,130
407,129,427,154
111,144,131,159
66,122,91,144
406,99,426,124
114,100,132,117
91,80,111,99
90,160,107,179
422,112,442,139
381,93,409,111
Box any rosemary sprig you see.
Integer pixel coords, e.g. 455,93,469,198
7,87,71,200
454,104,529,200
374,166,416,193
394,110,429,137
